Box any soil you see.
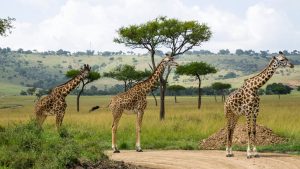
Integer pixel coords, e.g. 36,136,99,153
200,124,287,150
109,150,300,169
68,159,151,169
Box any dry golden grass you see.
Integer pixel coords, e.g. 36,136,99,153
0,94,299,150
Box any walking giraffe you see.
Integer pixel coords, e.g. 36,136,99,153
224,52,293,158
109,54,178,153
34,64,91,130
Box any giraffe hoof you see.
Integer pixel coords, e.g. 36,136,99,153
247,155,252,159
136,149,143,152
253,154,260,158
113,150,120,153
226,154,234,157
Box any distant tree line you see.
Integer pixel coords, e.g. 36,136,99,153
2,46,300,58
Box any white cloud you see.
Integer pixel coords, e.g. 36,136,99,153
0,0,299,53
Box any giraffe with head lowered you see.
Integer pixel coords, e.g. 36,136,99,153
109,54,178,153
224,52,293,158
34,64,91,130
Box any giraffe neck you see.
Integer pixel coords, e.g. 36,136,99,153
141,61,166,93
56,72,87,96
244,58,278,90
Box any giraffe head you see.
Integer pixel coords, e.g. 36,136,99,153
162,54,178,67
274,51,294,68
80,64,91,78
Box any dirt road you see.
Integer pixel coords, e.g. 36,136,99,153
108,150,300,169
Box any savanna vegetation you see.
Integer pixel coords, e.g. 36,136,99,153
1,95,300,153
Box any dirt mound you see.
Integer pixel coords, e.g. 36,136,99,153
200,124,287,150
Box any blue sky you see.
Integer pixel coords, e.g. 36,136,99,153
0,0,299,53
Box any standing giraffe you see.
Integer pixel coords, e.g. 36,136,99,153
224,52,293,158
110,54,178,153
34,64,91,130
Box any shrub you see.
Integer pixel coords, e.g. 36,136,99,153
0,120,106,169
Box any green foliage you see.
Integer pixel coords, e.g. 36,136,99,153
66,69,101,82
297,86,300,91
104,64,151,90
168,85,186,92
266,83,293,95
87,71,101,81
176,62,217,78
26,87,36,95
0,120,106,169
65,69,80,78
114,17,165,51
0,17,15,36
211,82,231,91
160,17,212,55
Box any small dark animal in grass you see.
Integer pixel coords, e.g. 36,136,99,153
89,106,100,112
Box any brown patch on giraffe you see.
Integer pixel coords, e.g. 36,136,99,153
200,124,287,150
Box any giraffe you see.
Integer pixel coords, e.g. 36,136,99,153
224,51,293,158
109,54,178,153
34,64,91,130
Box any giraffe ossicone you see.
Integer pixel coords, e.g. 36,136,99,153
109,54,178,153
34,64,91,131
224,51,293,158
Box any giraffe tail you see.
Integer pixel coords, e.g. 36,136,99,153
88,101,111,113
88,106,100,112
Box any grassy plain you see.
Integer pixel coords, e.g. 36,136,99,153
0,94,300,153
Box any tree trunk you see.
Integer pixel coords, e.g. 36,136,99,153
151,91,158,106
124,81,127,92
77,82,86,112
278,94,280,100
159,78,166,120
214,95,217,102
175,94,177,103
197,77,202,110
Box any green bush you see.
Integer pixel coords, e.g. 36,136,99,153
0,120,106,169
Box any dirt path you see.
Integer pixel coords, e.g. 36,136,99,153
108,150,300,169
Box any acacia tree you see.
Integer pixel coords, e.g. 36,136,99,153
114,16,212,120
168,85,185,103
66,70,100,112
0,17,15,36
176,62,216,109
104,64,151,92
114,17,165,70
158,18,211,119
266,83,292,99
211,82,231,102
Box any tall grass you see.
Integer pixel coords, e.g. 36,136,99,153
0,94,300,152
0,120,107,169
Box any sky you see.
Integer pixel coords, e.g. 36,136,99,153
0,0,300,53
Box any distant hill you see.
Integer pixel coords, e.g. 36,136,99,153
0,51,299,95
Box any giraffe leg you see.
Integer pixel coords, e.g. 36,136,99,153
112,112,122,153
246,114,252,158
226,115,238,157
135,111,144,152
252,113,259,158
36,113,47,128
55,112,65,131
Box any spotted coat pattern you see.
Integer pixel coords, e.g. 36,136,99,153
34,64,91,130
110,55,178,153
224,52,294,158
